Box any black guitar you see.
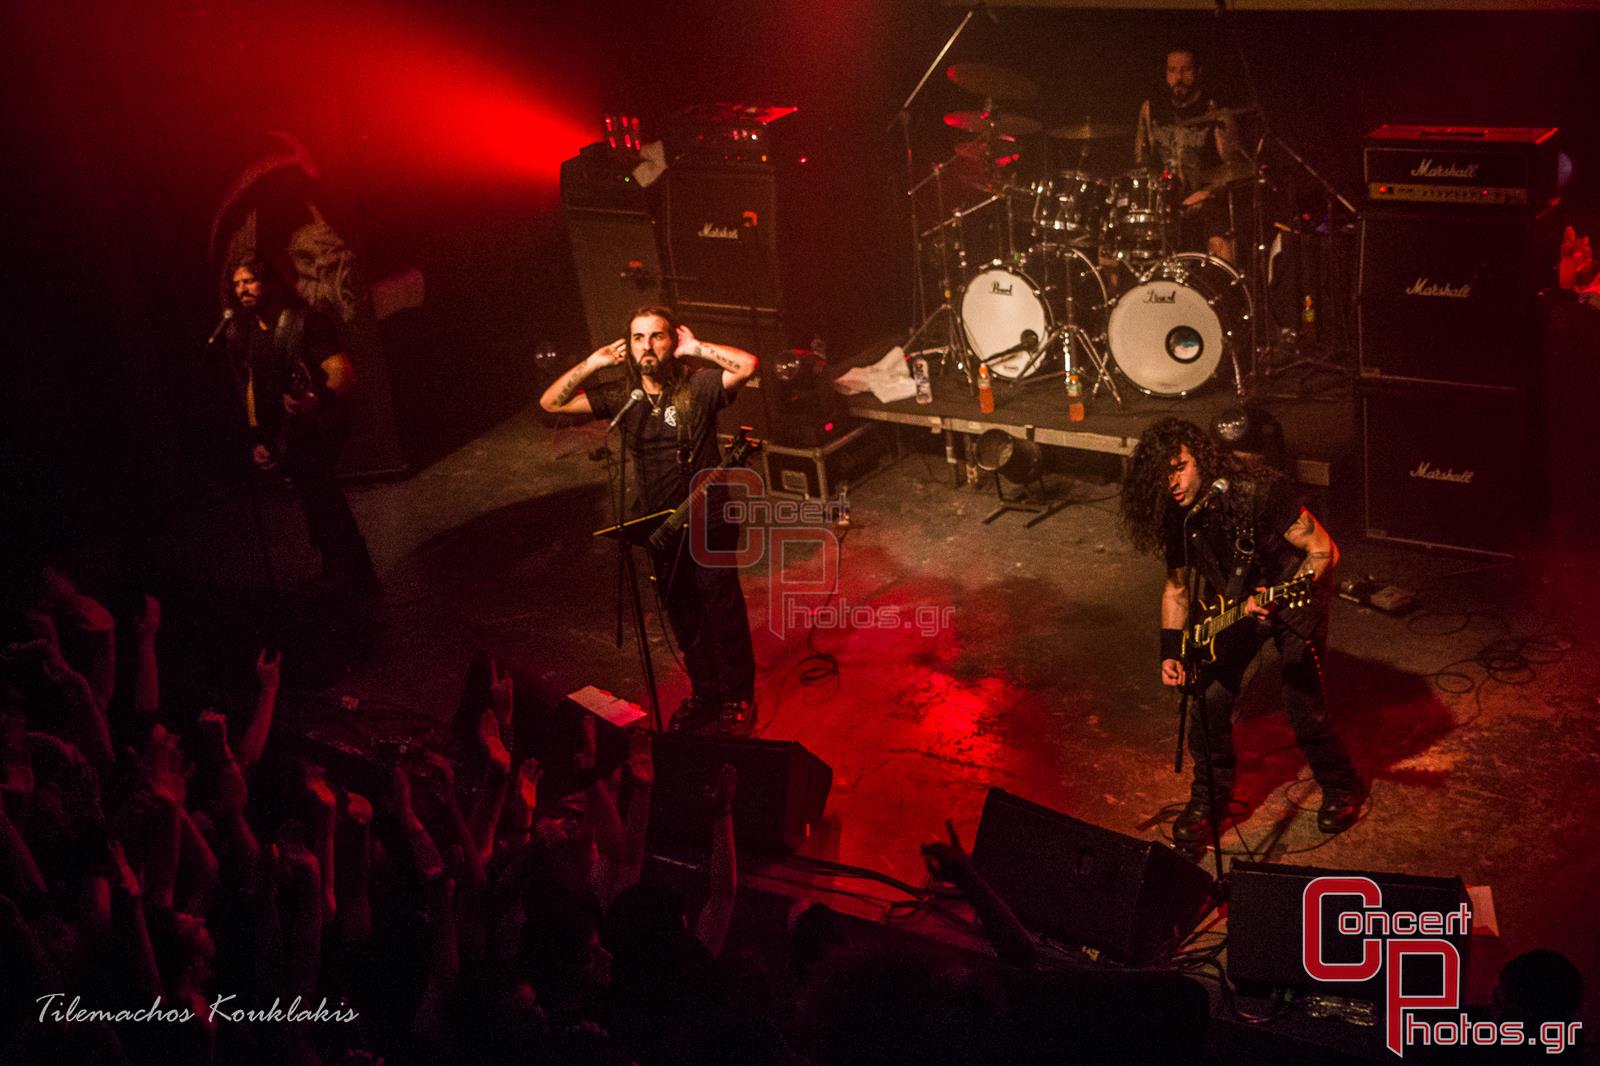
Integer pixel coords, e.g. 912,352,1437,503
1182,573,1315,663
592,429,761,549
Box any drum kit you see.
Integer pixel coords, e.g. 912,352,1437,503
906,62,1261,404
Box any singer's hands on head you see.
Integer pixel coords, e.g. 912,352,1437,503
589,339,627,368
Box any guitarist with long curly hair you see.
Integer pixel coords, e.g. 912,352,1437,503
540,306,760,735
1120,417,1362,844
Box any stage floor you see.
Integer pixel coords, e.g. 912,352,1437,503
158,401,1600,1054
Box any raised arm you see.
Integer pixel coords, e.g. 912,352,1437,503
1283,507,1339,585
539,340,626,416
675,326,757,391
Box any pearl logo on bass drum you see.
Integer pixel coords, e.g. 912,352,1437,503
1403,278,1472,299
1409,461,1474,485
1143,287,1178,304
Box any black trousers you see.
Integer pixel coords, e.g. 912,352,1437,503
281,420,369,574
1186,600,1355,805
650,521,755,705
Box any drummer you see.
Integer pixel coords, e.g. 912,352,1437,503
1133,46,1246,263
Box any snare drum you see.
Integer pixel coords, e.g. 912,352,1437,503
958,262,1052,381
1107,253,1251,397
1105,169,1177,264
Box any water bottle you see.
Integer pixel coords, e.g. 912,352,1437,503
1065,368,1085,422
977,363,995,414
912,356,933,404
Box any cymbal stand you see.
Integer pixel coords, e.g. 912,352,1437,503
905,162,976,394
889,3,981,333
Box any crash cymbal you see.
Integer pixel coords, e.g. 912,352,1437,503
945,110,1042,138
1045,119,1135,142
1195,160,1256,188
1171,105,1258,129
946,62,1038,102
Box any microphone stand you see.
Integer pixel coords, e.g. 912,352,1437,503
609,412,664,732
1176,502,1228,890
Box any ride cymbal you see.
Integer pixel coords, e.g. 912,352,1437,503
1045,119,1135,142
946,62,1038,102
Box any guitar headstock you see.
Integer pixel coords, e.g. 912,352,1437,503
1276,573,1315,610
727,427,762,465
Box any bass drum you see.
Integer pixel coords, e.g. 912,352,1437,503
1107,254,1251,397
958,263,1051,381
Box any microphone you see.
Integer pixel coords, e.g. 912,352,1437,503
984,329,1039,364
207,309,234,345
607,389,646,433
1191,477,1230,512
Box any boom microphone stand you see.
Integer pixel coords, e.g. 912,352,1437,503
605,412,665,732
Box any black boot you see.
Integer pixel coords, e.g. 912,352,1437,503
668,693,720,734
1317,779,1365,834
1172,796,1229,846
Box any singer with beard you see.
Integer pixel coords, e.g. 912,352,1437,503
221,254,380,598
540,306,760,735
1120,417,1362,844
1133,46,1246,263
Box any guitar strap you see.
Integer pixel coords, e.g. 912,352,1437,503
272,307,311,391
1189,478,1262,603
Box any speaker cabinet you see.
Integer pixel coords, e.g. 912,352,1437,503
663,164,781,314
1361,383,1539,556
1229,860,1470,1001
564,206,666,354
969,788,1214,964
1357,208,1554,391
647,734,832,854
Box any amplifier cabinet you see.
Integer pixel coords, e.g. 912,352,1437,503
563,206,665,354
1357,208,1555,391
1360,383,1543,556
663,163,782,315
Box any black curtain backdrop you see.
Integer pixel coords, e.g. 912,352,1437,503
5,0,1596,564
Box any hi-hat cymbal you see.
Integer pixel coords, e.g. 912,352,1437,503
945,110,1042,138
1171,105,1258,129
1046,119,1135,142
1195,161,1256,188
946,62,1038,102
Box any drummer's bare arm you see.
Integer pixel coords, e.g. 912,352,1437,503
1215,115,1246,164
1134,101,1152,166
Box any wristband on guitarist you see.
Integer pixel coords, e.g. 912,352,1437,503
1160,628,1182,664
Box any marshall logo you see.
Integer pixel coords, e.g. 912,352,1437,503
1410,461,1474,485
697,222,740,241
989,280,1014,296
1404,277,1472,299
1144,288,1177,304
1410,158,1481,180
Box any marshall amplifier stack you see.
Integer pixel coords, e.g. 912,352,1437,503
561,105,849,451
1357,125,1560,555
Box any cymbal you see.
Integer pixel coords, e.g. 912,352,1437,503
945,110,1042,138
1046,119,1135,142
946,62,1038,102
1171,105,1258,129
953,137,1020,164
1195,160,1256,188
